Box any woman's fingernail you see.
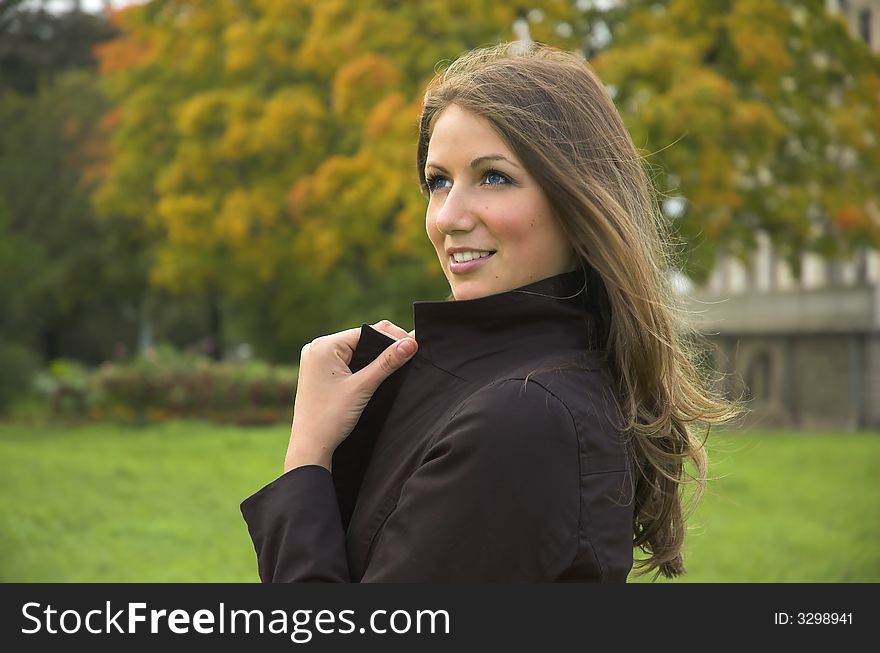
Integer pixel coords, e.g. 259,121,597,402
397,339,416,357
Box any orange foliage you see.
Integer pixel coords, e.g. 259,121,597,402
332,53,403,116
94,7,157,74
835,206,867,231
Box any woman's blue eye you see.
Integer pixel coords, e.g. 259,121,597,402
426,175,451,193
484,170,509,185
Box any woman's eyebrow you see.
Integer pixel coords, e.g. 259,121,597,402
470,154,521,170
424,154,521,173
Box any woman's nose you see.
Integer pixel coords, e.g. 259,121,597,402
432,185,477,235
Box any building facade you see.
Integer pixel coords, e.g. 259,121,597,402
685,241,880,430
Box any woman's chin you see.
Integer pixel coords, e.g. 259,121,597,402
449,279,502,301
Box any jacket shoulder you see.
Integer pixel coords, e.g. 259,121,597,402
439,376,579,454
493,353,628,475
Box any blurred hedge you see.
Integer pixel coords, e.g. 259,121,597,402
33,347,296,425
0,340,39,416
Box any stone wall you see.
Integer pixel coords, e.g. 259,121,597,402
700,332,879,430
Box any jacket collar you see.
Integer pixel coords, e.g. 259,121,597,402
335,268,607,530
411,269,605,380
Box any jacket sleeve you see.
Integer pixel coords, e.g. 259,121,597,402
240,378,581,582
240,465,350,582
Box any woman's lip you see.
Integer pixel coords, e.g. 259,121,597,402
448,252,495,274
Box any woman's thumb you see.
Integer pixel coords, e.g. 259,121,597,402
396,338,417,358
358,338,417,392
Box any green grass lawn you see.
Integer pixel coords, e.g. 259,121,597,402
635,429,880,582
0,420,878,582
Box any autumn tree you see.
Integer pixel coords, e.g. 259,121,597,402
95,0,580,359
566,0,880,278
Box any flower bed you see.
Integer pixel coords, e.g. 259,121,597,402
34,347,297,425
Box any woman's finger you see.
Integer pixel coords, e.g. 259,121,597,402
304,327,362,365
371,320,411,341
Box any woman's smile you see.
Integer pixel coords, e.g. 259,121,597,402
447,248,496,274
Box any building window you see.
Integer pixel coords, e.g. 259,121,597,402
858,9,872,44
745,351,773,402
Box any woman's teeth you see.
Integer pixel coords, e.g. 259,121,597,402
451,251,494,263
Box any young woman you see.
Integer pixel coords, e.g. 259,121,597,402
241,42,737,582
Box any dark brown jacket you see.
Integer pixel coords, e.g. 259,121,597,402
240,270,634,582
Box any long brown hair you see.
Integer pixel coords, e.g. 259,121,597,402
417,42,740,578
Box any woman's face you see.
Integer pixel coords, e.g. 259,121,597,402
424,104,578,301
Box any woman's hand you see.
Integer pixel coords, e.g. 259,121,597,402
283,321,417,474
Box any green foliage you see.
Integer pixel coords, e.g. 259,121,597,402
0,3,117,95
0,66,154,363
0,72,98,337
0,340,38,416
0,5,161,367
97,349,297,425
33,347,297,425
35,359,95,419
